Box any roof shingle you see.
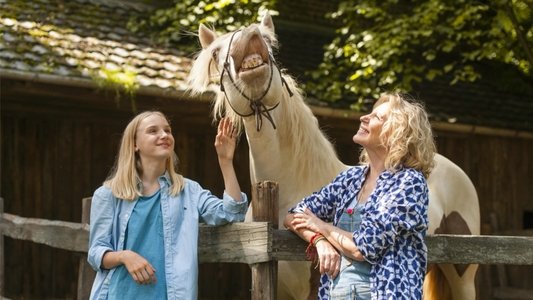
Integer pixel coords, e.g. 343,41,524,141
1,0,191,92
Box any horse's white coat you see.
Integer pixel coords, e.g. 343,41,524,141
188,13,480,300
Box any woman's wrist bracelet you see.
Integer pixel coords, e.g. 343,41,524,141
313,236,326,246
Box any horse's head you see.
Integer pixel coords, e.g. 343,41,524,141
188,12,290,132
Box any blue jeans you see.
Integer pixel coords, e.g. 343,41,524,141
329,255,371,300
329,201,371,300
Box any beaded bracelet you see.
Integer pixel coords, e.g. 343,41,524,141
309,232,324,245
306,232,325,268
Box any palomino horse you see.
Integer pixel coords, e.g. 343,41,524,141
187,12,480,300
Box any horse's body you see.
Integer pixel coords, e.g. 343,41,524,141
188,13,480,300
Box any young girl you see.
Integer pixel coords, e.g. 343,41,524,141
88,111,248,299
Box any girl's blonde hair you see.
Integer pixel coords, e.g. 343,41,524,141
360,93,436,178
104,111,184,200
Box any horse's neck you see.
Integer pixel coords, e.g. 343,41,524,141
243,93,347,214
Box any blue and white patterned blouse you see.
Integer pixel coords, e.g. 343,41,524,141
289,165,429,300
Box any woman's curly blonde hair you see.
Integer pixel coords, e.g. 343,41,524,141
359,93,436,178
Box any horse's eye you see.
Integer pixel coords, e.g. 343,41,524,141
211,49,219,61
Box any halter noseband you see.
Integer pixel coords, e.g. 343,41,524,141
218,29,293,131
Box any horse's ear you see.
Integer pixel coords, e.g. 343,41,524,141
261,12,275,34
199,24,216,49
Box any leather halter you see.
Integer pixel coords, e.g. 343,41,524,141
219,29,293,131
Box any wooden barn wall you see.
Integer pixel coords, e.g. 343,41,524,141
2,78,532,299
1,79,252,299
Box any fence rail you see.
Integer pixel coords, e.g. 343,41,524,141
2,213,533,265
2,182,533,299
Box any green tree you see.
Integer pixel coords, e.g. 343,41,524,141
128,0,277,52
305,0,533,109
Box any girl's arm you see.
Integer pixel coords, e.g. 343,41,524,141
102,250,156,285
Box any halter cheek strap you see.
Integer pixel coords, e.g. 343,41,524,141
218,30,293,131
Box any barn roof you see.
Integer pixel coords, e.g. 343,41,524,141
0,0,192,96
1,0,532,133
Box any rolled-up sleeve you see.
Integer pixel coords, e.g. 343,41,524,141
87,187,115,271
194,180,249,225
222,191,248,216
288,168,355,221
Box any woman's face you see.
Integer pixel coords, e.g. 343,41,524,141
135,114,174,160
353,102,390,151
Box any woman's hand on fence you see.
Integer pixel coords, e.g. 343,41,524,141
290,208,324,233
120,250,157,285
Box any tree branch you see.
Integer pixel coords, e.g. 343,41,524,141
504,2,533,75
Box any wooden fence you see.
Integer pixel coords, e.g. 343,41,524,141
1,182,533,299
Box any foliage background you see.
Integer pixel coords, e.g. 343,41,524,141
130,0,532,110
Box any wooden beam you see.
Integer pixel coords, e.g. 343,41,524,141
199,222,270,264
1,213,89,253
0,213,271,264
2,214,533,265
426,234,533,265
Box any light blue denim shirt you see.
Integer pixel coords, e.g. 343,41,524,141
87,173,248,300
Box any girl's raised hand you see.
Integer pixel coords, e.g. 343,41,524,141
214,117,237,162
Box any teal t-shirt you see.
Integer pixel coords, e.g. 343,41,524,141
108,189,167,299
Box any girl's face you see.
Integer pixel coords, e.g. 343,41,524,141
353,102,390,151
135,114,174,160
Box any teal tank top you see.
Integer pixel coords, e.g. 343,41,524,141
108,189,167,299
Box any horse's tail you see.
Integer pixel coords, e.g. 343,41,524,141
423,264,452,300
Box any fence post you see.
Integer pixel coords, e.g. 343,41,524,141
0,197,4,297
77,197,95,300
250,181,279,300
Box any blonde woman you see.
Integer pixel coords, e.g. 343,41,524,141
284,93,436,299
88,111,247,300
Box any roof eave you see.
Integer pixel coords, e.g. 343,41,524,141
2,69,531,138
0,69,215,102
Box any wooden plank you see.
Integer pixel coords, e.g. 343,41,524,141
271,229,307,261
1,213,89,253
271,231,533,265
198,222,270,264
0,214,271,264
426,234,533,265
2,213,533,265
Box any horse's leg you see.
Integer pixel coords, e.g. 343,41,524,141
434,263,478,300
423,264,452,300
278,261,312,300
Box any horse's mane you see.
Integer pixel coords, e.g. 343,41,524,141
272,74,346,183
187,46,215,93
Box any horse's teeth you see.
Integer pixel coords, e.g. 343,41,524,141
241,54,263,70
